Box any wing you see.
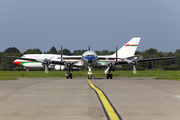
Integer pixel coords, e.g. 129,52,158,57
4,56,37,61
137,57,176,63
114,57,176,65
4,56,66,65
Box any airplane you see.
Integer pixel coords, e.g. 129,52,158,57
4,37,175,79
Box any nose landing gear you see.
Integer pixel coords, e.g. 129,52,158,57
87,66,92,79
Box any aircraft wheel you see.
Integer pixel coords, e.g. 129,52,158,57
69,74,72,79
88,75,92,79
110,74,113,79
107,74,109,79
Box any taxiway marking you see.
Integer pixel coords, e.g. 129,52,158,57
87,78,122,120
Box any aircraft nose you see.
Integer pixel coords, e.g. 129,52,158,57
14,60,21,66
88,59,92,63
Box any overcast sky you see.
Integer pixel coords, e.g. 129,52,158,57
0,0,180,53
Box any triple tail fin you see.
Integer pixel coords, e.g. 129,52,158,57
112,37,141,58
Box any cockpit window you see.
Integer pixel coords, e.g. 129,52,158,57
86,55,94,57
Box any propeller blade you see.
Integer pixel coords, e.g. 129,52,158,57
61,45,63,61
116,46,118,61
133,65,137,74
60,45,63,70
104,67,110,74
45,65,48,73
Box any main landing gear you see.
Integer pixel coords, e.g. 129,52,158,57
66,73,72,79
106,69,113,79
66,69,72,79
106,73,113,79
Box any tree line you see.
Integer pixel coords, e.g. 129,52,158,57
0,46,180,71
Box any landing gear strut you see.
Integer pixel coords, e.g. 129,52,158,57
87,66,92,79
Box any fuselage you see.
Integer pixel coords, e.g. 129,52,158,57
13,53,121,70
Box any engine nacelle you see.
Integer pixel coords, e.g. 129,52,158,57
55,65,65,70
127,59,138,66
41,58,51,67
65,62,73,69
127,59,138,69
106,62,115,69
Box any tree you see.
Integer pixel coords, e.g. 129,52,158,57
24,48,42,54
72,49,87,55
102,50,110,55
147,62,152,69
95,50,102,55
50,46,57,54
72,49,82,55
148,48,157,55
135,51,141,55
36,48,42,54
63,49,71,55
1,52,14,70
4,47,20,53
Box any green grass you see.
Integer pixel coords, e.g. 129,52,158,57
0,70,180,81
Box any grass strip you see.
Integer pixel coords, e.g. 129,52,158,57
0,71,180,81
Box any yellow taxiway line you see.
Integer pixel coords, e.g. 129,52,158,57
86,78,121,120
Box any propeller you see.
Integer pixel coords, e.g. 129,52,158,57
127,59,138,74
104,46,118,74
104,65,111,74
133,65,137,74
104,58,114,74
37,56,53,73
65,61,73,69
41,58,51,73
60,45,63,70
116,46,118,62
61,45,63,61
45,64,48,73
131,60,137,74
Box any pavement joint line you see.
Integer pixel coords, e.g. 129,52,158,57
86,78,122,120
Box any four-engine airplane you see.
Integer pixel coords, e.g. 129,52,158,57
4,37,175,79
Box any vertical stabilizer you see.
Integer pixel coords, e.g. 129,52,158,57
112,37,141,58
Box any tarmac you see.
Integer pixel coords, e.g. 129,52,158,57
0,77,180,120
